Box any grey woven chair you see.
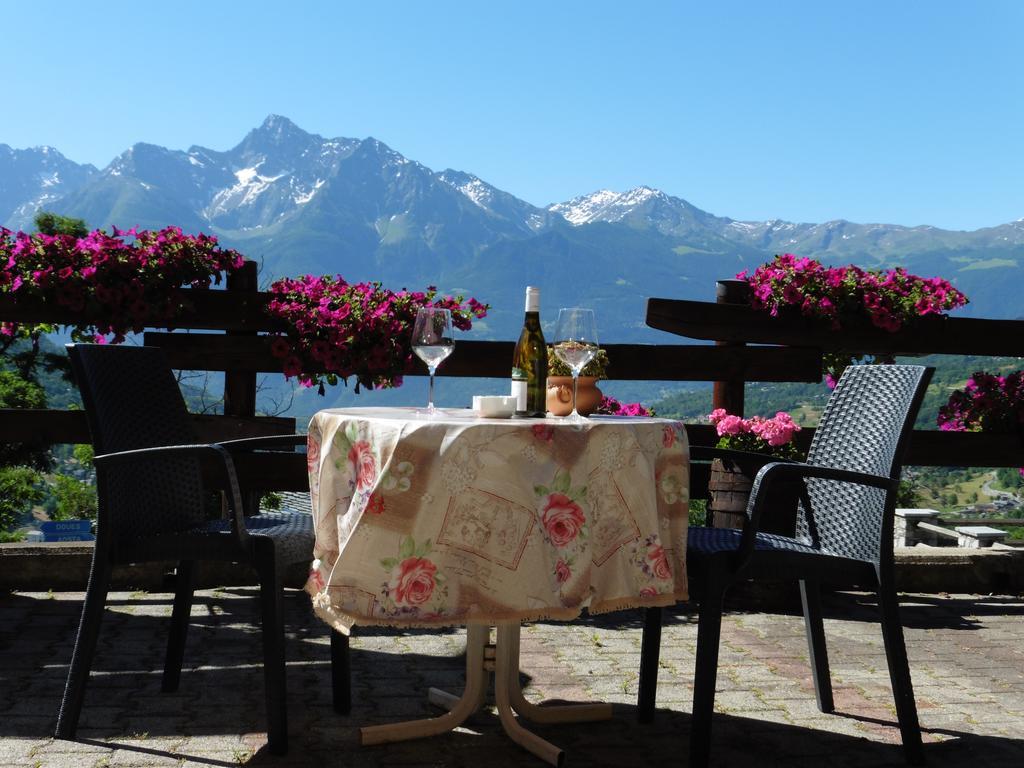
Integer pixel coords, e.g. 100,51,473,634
637,364,933,767
55,344,350,754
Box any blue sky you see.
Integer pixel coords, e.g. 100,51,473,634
1,1,1021,230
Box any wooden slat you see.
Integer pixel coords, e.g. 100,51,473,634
0,409,294,445
646,297,1024,356
0,289,284,333
685,423,1023,467
207,451,309,492
145,334,823,383
0,409,91,444
2,407,1020,466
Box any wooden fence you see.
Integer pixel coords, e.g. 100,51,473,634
3,263,1024,495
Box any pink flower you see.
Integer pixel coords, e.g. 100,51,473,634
715,415,747,437
390,557,437,605
554,559,571,583
541,493,585,547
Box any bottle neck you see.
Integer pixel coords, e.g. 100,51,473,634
522,311,541,329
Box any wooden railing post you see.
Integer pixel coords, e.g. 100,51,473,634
712,279,749,416
223,261,259,418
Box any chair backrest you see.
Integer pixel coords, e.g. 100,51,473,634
67,344,208,544
798,364,933,565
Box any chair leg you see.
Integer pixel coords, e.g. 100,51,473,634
800,579,834,713
331,629,351,714
56,552,112,740
256,550,288,755
878,585,924,765
690,577,727,768
637,606,662,723
162,559,196,693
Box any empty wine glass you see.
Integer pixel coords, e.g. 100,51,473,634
412,307,454,416
553,307,599,422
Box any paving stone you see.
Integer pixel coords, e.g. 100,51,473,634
4,588,1024,767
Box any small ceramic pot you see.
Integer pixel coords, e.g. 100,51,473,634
546,376,603,417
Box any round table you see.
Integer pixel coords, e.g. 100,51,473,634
305,407,690,764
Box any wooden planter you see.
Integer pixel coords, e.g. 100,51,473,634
707,456,801,537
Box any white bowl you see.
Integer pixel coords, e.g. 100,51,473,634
472,395,517,418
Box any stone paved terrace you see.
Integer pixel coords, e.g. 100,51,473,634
1,588,1022,768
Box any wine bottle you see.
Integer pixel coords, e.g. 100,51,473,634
511,286,548,416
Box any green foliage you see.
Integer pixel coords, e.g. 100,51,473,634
689,498,708,527
994,467,1024,491
0,466,43,532
72,444,94,467
50,475,98,521
0,370,51,471
895,480,920,508
34,211,88,238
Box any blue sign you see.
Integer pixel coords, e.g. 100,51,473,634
39,520,95,542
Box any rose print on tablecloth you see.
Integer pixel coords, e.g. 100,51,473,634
531,424,554,443
627,533,673,596
662,424,676,449
535,468,587,548
366,492,386,515
554,558,572,583
646,542,672,580
348,441,377,492
380,536,448,616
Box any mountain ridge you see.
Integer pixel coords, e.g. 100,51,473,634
3,115,1023,341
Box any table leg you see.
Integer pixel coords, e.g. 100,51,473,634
360,623,489,746
502,621,614,724
360,621,612,766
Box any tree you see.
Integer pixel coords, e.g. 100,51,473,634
34,211,88,238
0,465,43,534
51,475,97,520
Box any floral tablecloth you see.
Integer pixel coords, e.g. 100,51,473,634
305,407,689,631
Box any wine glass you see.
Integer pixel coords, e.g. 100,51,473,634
553,308,599,422
412,307,454,416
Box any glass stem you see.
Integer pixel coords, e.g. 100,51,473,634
428,367,436,410
571,373,580,417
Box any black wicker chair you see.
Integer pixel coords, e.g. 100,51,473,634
637,363,933,767
55,344,350,754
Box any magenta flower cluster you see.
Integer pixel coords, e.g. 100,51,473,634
265,275,489,392
939,371,1024,478
938,371,1024,434
739,253,968,386
596,395,654,417
708,408,803,459
0,226,245,344
740,253,967,332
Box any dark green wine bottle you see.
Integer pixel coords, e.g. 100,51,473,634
511,286,548,416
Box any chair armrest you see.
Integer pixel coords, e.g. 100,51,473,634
93,443,250,545
734,461,897,566
216,434,306,452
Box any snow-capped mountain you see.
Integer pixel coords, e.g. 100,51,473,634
0,144,97,229
2,114,1023,340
